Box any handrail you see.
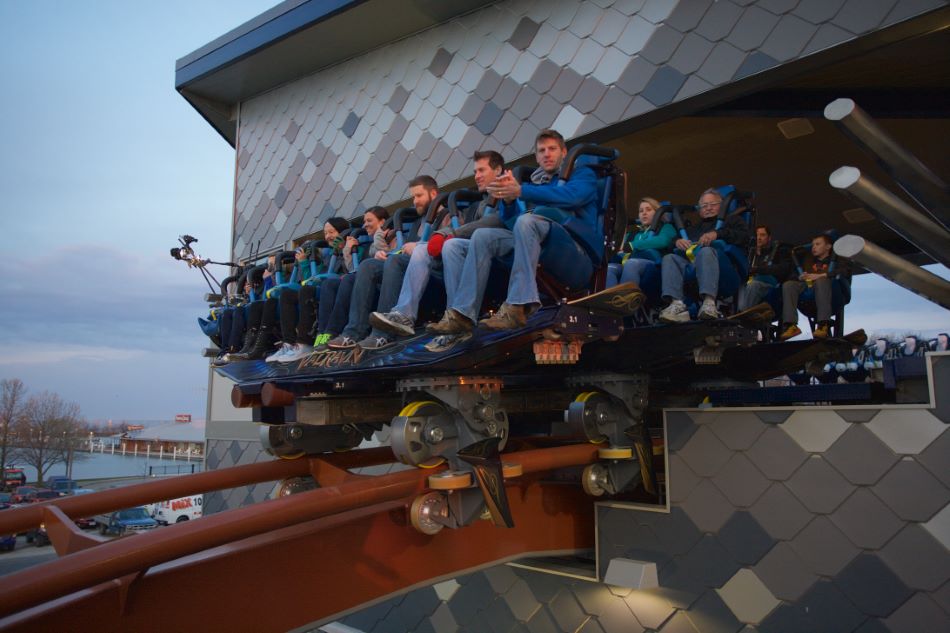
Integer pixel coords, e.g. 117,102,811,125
0,444,599,621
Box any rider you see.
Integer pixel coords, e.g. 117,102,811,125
657,188,750,323
369,151,507,345
426,129,599,335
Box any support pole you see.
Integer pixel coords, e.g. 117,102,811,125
825,98,950,229
834,235,950,309
829,166,950,268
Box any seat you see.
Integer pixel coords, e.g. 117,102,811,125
535,144,625,301
669,187,756,315
787,237,852,337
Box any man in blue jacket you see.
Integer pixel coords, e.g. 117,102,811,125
427,128,600,335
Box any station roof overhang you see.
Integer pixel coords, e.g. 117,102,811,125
175,0,496,145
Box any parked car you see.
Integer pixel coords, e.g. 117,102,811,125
71,489,97,529
148,495,203,525
93,507,158,536
48,477,80,496
26,489,59,504
0,534,14,552
11,486,38,504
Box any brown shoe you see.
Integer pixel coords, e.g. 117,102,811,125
479,302,527,331
425,309,473,335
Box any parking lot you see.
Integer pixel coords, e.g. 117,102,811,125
0,536,58,576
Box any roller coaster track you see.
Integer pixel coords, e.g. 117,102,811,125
0,443,600,632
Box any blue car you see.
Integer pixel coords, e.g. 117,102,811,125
0,502,16,551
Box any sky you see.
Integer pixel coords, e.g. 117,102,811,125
0,1,947,422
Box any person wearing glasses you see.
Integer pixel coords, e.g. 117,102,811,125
658,188,750,322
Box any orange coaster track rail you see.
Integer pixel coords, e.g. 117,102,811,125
0,443,599,632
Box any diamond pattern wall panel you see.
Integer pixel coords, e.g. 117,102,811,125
343,398,949,632
227,0,947,258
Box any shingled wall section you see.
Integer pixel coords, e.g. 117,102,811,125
230,0,947,261
330,355,949,633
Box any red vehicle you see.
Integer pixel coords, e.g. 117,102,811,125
3,468,26,491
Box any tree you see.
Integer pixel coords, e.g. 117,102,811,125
13,391,85,485
0,378,27,484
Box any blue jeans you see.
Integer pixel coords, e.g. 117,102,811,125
507,213,553,307
443,229,514,322
393,245,435,321
738,279,773,311
607,258,653,288
340,258,385,340
364,252,411,338
662,247,719,301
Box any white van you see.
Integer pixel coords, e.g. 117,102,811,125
148,495,203,525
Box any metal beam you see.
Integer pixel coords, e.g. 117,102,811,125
825,98,950,229
829,166,950,268
834,234,950,309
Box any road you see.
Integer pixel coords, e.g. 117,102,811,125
0,536,58,576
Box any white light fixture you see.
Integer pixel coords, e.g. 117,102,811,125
603,558,659,590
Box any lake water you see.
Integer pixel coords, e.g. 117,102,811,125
17,451,203,484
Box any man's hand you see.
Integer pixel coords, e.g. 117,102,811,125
295,249,307,262
675,238,692,251
697,231,718,246
344,236,359,250
374,250,388,260
486,170,520,202
801,272,826,282
403,241,417,255
262,269,273,279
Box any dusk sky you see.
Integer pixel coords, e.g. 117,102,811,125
0,1,947,422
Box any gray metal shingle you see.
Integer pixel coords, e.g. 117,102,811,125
884,593,948,633
640,25,686,65
682,479,737,533
616,16,657,55
696,41,747,85
733,51,780,79
695,0,745,41
591,8,628,46
880,524,950,592
746,426,808,480
788,515,859,577
718,511,777,566
873,458,950,521
684,590,742,633
616,56,659,98
797,581,865,633
666,0,714,32
830,489,904,549
572,76,609,113
754,542,817,601
835,554,913,618
568,2,605,38
750,483,813,540
760,13,819,61
668,32,716,74
711,453,771,507
785,455,855,514
508,17,541,51
550,68,585,103
834,0,898,34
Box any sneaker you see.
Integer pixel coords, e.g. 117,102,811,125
280,343,314,363
479,303,527,331
658,300,690,323
265,342,294,363
425,332,472,353
813,323,831,339
426,309,474,335
370,310,415,337
358,334,394,350
326,334,356,350
698,297,721,320
780,324,802,341
313,332,330,346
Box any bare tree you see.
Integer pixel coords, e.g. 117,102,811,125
13,391,85,485
0,378,27,485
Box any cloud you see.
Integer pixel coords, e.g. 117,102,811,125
0,243,222,354
0,343,144,366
